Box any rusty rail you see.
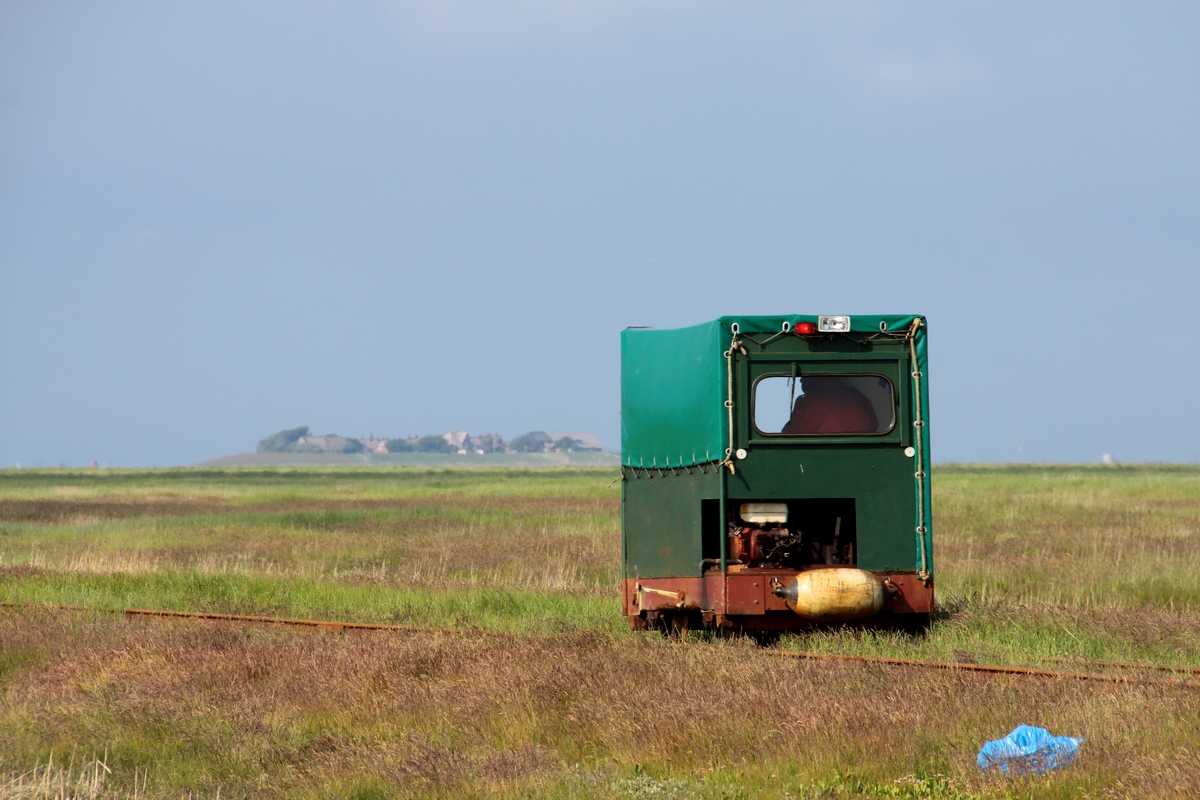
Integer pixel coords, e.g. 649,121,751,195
759,649,1200,688
1025,653,1200,677
119,607,516,636
0,601,510,637
4,601,1198,688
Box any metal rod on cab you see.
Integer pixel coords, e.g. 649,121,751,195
719,322,738,575
719,466,727,573
620,468,627,584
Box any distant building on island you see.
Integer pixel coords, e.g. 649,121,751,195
443,430,469,453
464,433,507,454
294,435,358,452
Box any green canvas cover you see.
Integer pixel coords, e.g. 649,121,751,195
621,315,929,469
620,320,727,469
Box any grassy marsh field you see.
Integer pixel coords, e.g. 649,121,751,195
1,465,1198,798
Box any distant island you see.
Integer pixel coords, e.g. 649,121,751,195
255,427,602,455
195,427,616,468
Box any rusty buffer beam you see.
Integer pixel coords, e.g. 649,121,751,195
3,602,1198,688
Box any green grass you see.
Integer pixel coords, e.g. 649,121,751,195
0,570,621,634
1,464,1198,799
932,464,1200,608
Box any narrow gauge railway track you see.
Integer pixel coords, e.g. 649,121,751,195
4,601,1199,689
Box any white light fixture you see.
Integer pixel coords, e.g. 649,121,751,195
818,315,851,333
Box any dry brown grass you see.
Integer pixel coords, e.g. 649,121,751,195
1,607,1198,799
0,751,116,800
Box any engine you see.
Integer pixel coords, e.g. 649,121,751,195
727,502,854,567
727,503,804,567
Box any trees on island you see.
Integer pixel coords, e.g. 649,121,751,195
256,428,363,454
415,435,456,454
508,431,551,453
554,436,584,452
256,427,309,453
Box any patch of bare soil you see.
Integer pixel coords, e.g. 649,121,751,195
0,498,228,522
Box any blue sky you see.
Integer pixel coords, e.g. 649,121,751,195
2,1,1198,466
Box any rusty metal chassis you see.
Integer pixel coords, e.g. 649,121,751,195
624,568,932,632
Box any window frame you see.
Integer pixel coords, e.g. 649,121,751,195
742,354,908,445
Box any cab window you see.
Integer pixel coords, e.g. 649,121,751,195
754,375,895,435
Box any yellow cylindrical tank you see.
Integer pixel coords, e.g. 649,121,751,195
773,568,885,622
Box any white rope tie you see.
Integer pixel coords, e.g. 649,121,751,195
722,330,746,475
908,319,930,583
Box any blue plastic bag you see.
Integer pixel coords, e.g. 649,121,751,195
977,725,1085,776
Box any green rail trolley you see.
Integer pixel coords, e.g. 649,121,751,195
620,315,932,633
